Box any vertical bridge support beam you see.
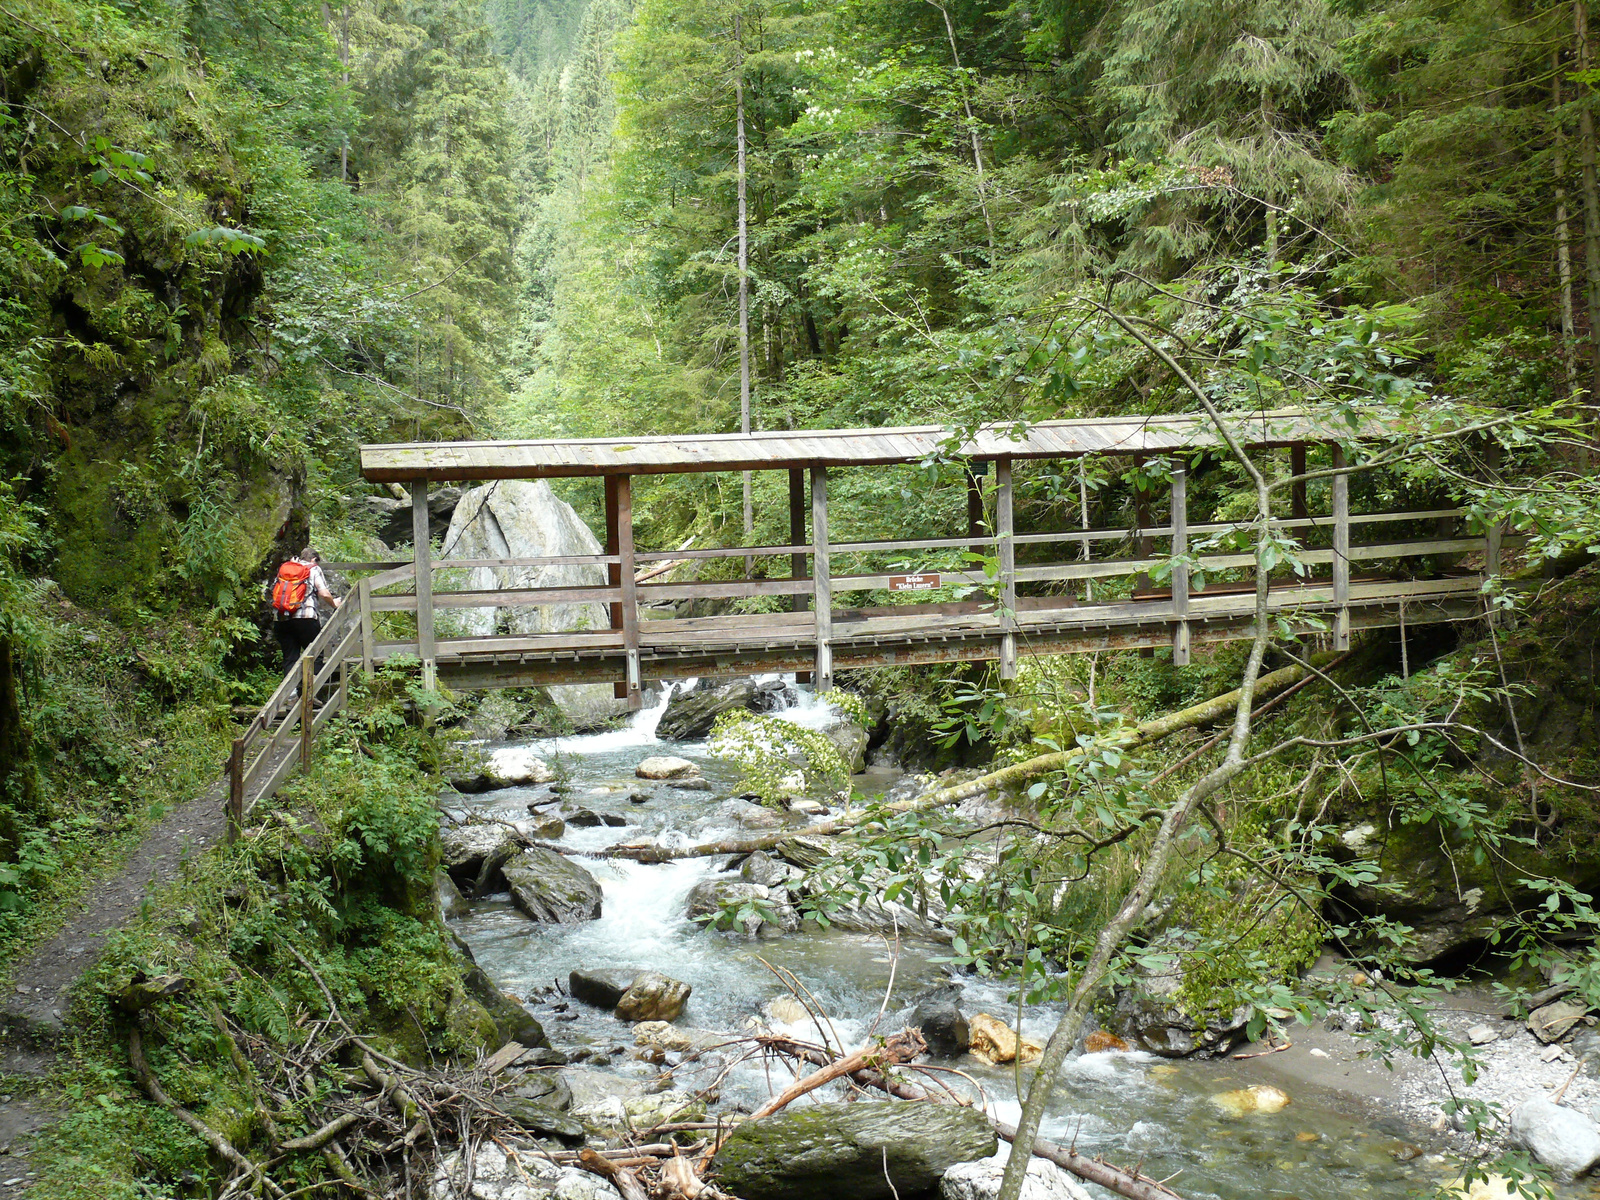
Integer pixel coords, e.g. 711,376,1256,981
1290,442,1308,521
1170,468,1190,666
811,464,832,691
411,481,436,689
790,468,811,684
1332,444,1350,651
966,461,989,554
996,458,1016,680
606,475,642,710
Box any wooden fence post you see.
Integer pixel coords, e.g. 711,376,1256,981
411,481,436,689
227,737,244,844
1332,444,1350,651
358,577,374,679
1171,468,1191,666
811,464,832,691
790,467,812,685
616,474,642,710
300,655,315,773
996,457,1016,680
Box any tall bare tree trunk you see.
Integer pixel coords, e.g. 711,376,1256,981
736,13,753,571
927,0,995,255
1557,51,1579,394
340,4,351,182
1574,1,1600,408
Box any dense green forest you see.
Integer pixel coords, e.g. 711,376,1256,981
6,0,1600,1197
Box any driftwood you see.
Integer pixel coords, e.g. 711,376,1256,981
605,662,1313,863
578,1147,650,1200
993,1121,1183,1200
748,1029,926,1120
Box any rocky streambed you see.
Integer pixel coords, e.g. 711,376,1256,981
433,682,1600,1200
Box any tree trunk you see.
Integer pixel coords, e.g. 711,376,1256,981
736,14,753,562
1557,50,1580,394
1575,0,1600,406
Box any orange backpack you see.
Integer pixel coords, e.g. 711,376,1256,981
271,560,312,615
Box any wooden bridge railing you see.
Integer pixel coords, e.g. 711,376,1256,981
224,562,413,840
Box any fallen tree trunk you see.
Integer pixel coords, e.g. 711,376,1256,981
993,1121,1182,1200
604,662,1312,863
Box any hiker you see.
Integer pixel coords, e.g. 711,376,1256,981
269,547,341,673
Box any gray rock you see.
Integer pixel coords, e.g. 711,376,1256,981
1531,1000,1589,1044
738,851,795,889
512,1071,573,1111
437,871,471,920
686,879,799,935
569,969,635,1011
439,480,610,640
1467,1023,1500,1045
912,997,970,1058
1113,937,1249,1058
635,755,702,780
615,972,692,1022
720,798,783,829
431,1143,621,1200
714,1101,998,1200
820,718,869,774
499,1096,584,1143
658,679,759,740
1509,1095,1600,1180
453,950,548,1051
503,848,603,924
941,1152,1091,1200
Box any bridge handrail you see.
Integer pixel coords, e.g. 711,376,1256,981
224,563,415,840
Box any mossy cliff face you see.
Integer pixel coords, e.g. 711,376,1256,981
1327,567,1600,967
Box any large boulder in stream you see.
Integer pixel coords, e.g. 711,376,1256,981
1509,1095,1600,1180
657,678,760,740
687,879,800,935
1112,934,1250,1058
615,972,692,1021
503,848,603,923
942,1151,1091,1200
714,1101,997,1200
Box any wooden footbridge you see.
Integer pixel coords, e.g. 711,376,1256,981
224,409,1502,830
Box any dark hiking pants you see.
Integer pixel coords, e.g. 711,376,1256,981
276,617,322,675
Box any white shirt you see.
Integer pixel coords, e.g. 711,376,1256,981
292,562,331,620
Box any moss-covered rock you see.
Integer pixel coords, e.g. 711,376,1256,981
713,1101,997,1200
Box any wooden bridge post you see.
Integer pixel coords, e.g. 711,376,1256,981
790,468,812,684
300,654,315,772
811,464,832,691
966,462,989,555
411,481,436,689
1332,444,1350,650
226,737,244,845
602,474,643,707
1484,438,1503,582
1171,468,1190,666
358,576,374,679
996,457,1016,679
606,476,625,700
1290,443,1308,520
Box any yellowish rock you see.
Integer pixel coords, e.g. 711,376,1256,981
1148,1065,1179,1078
1209,1084,1291,1118
1442,1175,1518,1200
763,995,809,1025
968,1013,1043,1065
1295,1131,1319,1143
